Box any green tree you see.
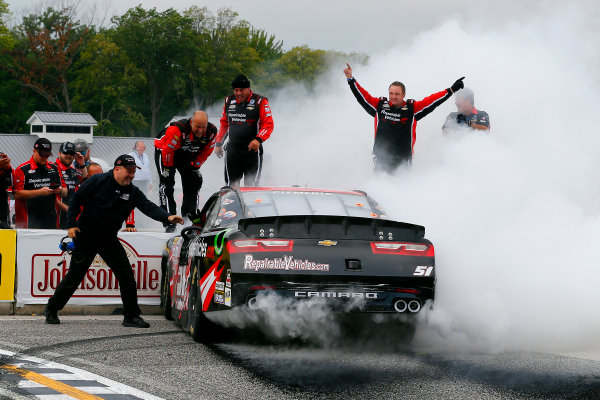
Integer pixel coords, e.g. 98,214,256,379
181,7,283,108
5,7,90,112
0,0,13,50
110,6,195,136
71,33,147,136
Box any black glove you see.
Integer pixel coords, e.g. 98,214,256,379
450,77,465,93
456,114,467,124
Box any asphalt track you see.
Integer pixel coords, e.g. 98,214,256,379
0,316,599,399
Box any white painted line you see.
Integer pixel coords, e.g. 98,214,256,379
0,348,165,400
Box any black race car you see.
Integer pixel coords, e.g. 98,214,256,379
160,187,435,341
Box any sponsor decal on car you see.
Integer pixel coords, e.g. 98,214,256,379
244,254,330,272
215,281,225,291
223,211,237,219
224,288,231,306
225,270,231,288
214,291,224,304
294,291,378,299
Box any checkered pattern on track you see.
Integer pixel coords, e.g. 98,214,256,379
0,349,164,400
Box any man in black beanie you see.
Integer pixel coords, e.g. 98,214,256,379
214,74,274,187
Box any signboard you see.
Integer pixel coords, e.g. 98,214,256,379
16,230,172,306
0,229,16,301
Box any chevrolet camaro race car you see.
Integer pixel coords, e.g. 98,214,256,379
160,187,435,342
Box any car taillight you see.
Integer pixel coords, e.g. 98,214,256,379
227,239,294,253
371,242,434,257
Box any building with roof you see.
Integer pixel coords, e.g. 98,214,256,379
26,112,97,144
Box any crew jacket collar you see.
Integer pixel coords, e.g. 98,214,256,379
28,156,51,170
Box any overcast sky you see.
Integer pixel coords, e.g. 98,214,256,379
6,0,574,54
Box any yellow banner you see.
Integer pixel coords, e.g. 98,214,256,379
0,229,16,301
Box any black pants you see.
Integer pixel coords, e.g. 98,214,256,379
224,144,263,187
155,149,202,220
373,154,412,174
46,231,141,318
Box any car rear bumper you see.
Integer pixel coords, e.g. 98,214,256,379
230,282,434,314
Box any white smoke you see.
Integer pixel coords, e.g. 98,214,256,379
250,0,600,353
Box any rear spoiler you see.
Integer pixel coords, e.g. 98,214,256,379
237,215,425,240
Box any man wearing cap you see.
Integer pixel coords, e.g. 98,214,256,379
214,74,274,187
13,138,67,229
44,154,184,328
73,138,110,172
54,142,88,229
154,110,217,232
0,151,12,228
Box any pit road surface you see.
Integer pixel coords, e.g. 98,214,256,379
0,316,599,399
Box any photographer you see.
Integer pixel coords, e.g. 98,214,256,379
442,88,490,134
44,155,184,327
13,138,67,229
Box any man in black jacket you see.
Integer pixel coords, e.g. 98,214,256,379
44,155,184,327
0,151,12,228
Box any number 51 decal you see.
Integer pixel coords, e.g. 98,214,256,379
413,266,434,276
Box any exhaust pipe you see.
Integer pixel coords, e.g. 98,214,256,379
408,300,421,313
247,296,257,309
393,299,408,313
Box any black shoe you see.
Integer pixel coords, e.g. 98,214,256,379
165,225,176,233
123,316,150,328
43,306,60,325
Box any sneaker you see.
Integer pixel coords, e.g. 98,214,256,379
122,316,150,328
43,306,60,325
165,225,176,233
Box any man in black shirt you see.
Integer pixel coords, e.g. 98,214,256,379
44,155,184,327
0,152,12,229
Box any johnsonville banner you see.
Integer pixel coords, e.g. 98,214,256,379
15,230,172,307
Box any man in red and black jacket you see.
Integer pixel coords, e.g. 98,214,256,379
0,151,12,229
214,74,274,187
13,138,67,229
54,141,88,229
154,110,216,232
344,63,465,172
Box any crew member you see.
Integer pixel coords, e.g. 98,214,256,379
344,63,465,172
13,138,67,229
44,154,184,327
0,151,12,229
442,87,490,134
54,141,87,229
154,111,216,232
214,74,274,187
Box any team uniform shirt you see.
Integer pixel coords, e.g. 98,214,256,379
154,119,217,168
54,158,84,229
0,165,12,228
13,157,65,229
348,78,452,165
67,170,170,234
442,107,490,133
216,92,274,149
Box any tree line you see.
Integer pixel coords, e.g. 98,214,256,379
0,1,367,137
